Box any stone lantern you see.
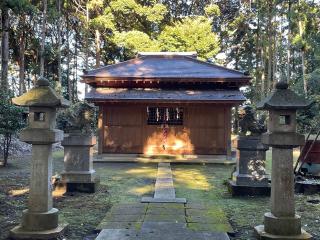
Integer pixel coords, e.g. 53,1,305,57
10,78,69,239
254,81,312,240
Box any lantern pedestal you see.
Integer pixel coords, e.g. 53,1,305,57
10,129,67,239
10,209,67,240
254,136,312,240
228,135,270,196
255,224,312,240
61,133,99,193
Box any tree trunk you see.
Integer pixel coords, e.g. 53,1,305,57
56,0,62,93
233,106,239,134
74,30,78,102
66,2,72,101
301,50,306,93
84,3,89,94
18,15,27,95
256,1,261,101
95,29,101,68
39,0,47,78
272,31,277,86
267,1,273,92
298,0,307,94
1,7,9,92
261,46,266,99
1,133,12,167
286,0,292,84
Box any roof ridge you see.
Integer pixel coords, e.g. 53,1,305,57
138,52,197,58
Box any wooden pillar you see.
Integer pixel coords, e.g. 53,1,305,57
225,106,232,160
97,105,104,154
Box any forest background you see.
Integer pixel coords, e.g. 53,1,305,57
0,0,320,133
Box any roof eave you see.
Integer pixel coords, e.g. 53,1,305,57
85,98,246,104
81,76,251,84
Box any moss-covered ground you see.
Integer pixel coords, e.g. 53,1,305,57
172,149,320,240
1,149,319,240
0,151,157,240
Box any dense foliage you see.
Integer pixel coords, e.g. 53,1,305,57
0,93,25,166
56,101,97,134
0,0,320,132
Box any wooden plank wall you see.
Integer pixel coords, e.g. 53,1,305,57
100,103,231,155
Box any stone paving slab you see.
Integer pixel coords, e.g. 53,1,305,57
201,232,230,240
95,229,139,240
110,206,147,215
187,215,228,224
110,203,148,211
154,163,176,199
144,214,186,223
148,203,185,209
96,203,232,239
139,222,229,240
141,196,187,203
101,213,145,222
95,221,142,232
141,222,187,231
154,188,175,198
158,163,170,167
96,228,230,240
146,206,185,215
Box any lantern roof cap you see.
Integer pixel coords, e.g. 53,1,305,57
257,81,313,110
12,78,70,108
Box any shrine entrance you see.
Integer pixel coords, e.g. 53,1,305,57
99,103,231,156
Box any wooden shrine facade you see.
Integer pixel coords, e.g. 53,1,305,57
82,52,250,157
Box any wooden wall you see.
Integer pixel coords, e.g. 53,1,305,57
98,103,231,155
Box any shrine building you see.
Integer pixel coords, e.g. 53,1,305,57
82,52,250,159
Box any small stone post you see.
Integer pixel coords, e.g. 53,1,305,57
61,132,99,193
254,81,312,240
10,78,69,239
228,135,270,196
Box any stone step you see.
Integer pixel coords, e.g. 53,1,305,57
141,197,187,203
95,226,230,240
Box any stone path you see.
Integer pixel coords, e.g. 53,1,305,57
96,203,231,240
95,163,232,240
141,163,186,203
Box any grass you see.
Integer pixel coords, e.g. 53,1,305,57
0,151,157,240
1,149,319,240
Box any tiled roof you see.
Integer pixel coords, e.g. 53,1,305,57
82,53,250,83
85,88,246,102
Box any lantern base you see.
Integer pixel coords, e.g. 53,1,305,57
66,180,99,193
9,224,67,240
254,225,312,240
62,171,100,193
9,208,67,239
227,180,270,196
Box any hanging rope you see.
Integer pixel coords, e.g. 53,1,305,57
162,124,168,150
162,108,169,150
